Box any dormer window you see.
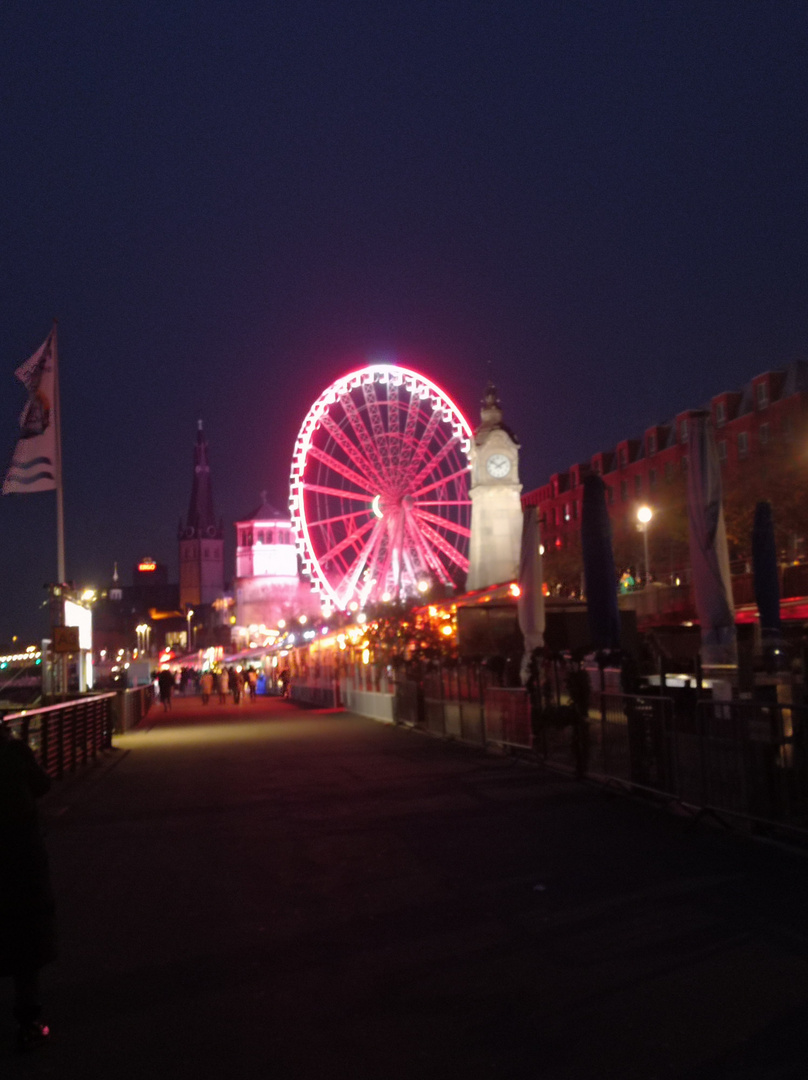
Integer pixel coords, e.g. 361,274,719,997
756,382,769,409
647,433,656,455
680,419,688,444
715,401,726,426
619,447,628,468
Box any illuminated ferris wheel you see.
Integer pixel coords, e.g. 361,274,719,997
290,364,473,610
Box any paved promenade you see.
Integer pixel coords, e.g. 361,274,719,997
3,693,808,1078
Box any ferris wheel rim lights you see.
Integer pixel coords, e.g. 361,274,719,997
289,363,473,611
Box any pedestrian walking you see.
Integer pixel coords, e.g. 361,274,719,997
217,667,229,704
200,669,214,705
0,721,56,1053
246,668,257,702
279,668,290,698
231,667,243,705
157,668,174,711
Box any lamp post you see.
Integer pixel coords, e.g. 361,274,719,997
637,505,653,587
187,608,194,652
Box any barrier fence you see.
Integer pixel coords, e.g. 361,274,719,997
4,685,154,780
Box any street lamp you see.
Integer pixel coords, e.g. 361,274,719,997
637,505,654,586
187,608,194,651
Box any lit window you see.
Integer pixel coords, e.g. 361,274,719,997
738,431,749,459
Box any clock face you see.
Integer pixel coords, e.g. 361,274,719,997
486,453,511,479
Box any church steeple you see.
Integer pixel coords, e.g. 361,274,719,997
179,420,224,608
180,420,223,541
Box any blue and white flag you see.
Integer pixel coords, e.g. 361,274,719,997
3,328,58,494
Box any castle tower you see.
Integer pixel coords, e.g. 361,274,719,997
178,420,224,608
465,384,523,591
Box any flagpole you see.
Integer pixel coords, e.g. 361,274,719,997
52,319,65,584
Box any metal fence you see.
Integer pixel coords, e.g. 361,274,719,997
393,663,808,836
4,686,154,780
597,693,808,834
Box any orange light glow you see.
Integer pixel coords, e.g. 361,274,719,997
138,560,157,572
509,583,521,597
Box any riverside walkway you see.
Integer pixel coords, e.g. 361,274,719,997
3,693,808,1079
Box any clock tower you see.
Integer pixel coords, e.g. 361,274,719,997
466,383,523,592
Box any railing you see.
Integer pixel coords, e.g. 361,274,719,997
594,693,808,835
4,686,154,779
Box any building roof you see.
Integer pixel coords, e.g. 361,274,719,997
238,491,291,524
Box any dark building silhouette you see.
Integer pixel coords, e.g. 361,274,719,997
178,420,224,608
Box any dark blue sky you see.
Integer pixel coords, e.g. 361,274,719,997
2,1,807,640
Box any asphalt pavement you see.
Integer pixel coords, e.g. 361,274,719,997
3,693,808,1079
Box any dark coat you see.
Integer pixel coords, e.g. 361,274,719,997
0,727,57,975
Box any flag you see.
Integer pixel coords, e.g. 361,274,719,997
3,328,58,494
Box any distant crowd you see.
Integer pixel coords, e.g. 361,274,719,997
152,665,290,711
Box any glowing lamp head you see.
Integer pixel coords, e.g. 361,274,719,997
637,505,653,525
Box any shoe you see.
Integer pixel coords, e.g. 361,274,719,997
17,1020,50,1053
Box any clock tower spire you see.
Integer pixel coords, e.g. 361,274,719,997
465,383,523,592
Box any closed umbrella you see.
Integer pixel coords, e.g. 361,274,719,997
581,474,621,651
518,504,545,683
686,412,737,666
752,500,781,640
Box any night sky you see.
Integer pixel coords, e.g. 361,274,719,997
2,2,807,641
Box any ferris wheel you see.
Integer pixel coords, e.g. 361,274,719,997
290,364,473,610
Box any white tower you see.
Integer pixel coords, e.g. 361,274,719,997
466,384,523,591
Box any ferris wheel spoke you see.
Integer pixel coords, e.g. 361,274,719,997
341,518,386,605
415,499,471,507
339,391,388,482
362,381,391,473
412,466,471,498
388,381,400,447
412,507,472,539
303,508,372,530
414,519,470,572
302,483,375,503
400,407,444,485
317,516,377,567
400,387,422,453
403,514,454,585
304,445,376,493
319,413,387,490
408,435,461,492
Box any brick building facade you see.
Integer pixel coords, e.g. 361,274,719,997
522,362,808,588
